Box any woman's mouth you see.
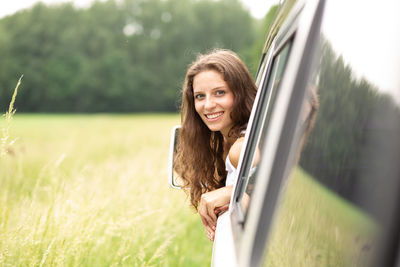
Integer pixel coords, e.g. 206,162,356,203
205,111,224,121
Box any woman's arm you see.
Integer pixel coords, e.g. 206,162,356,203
198,185,232,241
230,137,260,167
198,137,245,241
228,137,244,168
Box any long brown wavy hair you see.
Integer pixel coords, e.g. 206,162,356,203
174,49,257,209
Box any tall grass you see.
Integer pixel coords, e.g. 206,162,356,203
0,114,212,266
1,75,23,157
263,168,378,266
1,113,380,266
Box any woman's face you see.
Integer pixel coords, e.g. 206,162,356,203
193,70,235,137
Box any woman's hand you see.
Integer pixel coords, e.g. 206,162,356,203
198,186,233,241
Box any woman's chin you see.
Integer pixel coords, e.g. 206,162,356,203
207,125,221,132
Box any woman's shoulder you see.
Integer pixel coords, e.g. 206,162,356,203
228,137,245,168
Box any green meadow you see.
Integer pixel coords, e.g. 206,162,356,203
0,114,378,266
0,114,212,266
263,167,378,266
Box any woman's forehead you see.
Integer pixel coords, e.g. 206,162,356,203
193,70,228,91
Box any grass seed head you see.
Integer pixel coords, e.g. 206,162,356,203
1,75,23,157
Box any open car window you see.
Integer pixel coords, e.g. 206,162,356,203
225,0,400,266
235,39,293,224
229,0,328,266
261,0,400,265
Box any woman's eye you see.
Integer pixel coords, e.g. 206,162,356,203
195,94,204,100
216,90,225,96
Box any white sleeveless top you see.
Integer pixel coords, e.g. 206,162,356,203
225,155,238,186
225,130,246,186
225,151,257,187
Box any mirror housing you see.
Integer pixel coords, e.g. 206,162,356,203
168,125,182,189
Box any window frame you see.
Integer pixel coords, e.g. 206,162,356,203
227,0,326,266
234,38,294,225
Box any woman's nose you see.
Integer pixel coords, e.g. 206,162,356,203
204,96,216,110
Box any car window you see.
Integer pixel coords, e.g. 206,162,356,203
260,38,400,267
235,39,293,223
230,0,400,266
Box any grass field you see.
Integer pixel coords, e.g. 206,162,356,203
0,114,379,267
263,167,378,266
0,114,212,266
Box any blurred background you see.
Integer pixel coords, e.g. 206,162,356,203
0,0,278,113
3,1,398,266
0,1,279,266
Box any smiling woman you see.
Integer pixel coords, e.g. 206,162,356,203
174,49,257,241
193,70,235,136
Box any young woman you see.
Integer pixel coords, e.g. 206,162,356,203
174,49,257,241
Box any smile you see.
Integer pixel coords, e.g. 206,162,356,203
205,112,224,120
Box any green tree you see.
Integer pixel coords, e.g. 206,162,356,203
299,39,400,207
0,0,257,112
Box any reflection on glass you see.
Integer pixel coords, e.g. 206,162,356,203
238,41,292,218
261,38,400,266
262,167,378,266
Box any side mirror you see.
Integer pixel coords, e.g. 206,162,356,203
168,125,182,189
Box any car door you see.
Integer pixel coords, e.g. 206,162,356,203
226,0,400,267
212,0,326,266
170,0,400,266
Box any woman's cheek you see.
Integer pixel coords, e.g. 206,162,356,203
194,102,203,116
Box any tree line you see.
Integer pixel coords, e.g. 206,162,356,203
299,39,400,213
0,0,272,112
3,0,399,216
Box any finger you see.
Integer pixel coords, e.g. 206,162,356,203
199,201,216,229
200,214,215,236
201,217,213,234
200,215,208,228
207,227,215,241
207,203,218,224
205,213,216,230
207,230,215,241
215,204,229,216
202,220,214,241
203,218,215,232
215,203,229,212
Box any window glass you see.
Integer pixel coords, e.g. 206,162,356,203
236,40,292,222
260,35,400,266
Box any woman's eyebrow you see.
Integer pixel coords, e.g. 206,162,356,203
211,85,227,91
193,85,226,93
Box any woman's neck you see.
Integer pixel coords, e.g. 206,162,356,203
222,134,236,160
221,126,236,145
223,135,235,147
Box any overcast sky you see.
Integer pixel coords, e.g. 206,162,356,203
0,0,277,19
322,0,400,102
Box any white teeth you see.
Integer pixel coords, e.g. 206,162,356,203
206,112,223,119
